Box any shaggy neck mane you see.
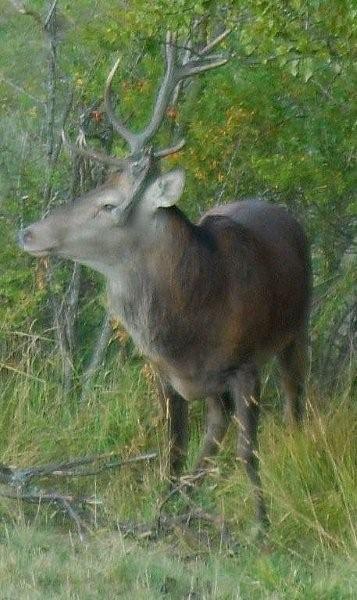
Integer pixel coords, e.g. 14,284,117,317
152,206,219,310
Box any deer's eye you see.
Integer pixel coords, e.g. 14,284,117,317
101,204,116,212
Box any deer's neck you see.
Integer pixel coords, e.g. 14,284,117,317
107,207,218,357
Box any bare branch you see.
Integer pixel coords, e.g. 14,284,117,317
81,313,112,399
0,451,157,541
158,470,208,516
0,485,94,542
0,72,45,107
51,89,74,165
42,0,58,207
44,0,59,30
197,28,231,56
0,451,158,486
178,56,229,79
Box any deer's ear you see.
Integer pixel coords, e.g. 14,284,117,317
143,169,185,210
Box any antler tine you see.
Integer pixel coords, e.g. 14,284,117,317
102,29,230,156
104,57,142,154
154,138,186,159
175,29,231,81
137,31,179,150
140,29,230,151
61,130,125,168
179,56,229,79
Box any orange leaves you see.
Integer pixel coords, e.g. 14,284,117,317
90,110,103,123
166,106,178,120
122,79,150,93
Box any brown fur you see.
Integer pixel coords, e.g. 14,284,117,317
144,200,311,527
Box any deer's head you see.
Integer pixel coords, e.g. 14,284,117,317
19,31,229,274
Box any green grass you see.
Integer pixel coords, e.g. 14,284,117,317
0,525,356,599
0,341,356,598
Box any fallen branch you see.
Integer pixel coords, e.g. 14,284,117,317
114,508,239,554
0,451,158,541
0,451,237,550
0,451,158,486
0,485,96,541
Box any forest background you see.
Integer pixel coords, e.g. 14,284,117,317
0,1,356,598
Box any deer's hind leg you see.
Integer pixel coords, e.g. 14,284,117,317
279,328,309,426
230,362,268,528
194,393,232,471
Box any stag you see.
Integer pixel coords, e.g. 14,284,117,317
18,32,311,527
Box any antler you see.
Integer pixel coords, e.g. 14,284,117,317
105,29,230,155
104,57,141,154
64,29,230,167
61,130,126,168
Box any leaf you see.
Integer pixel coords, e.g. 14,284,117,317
289,59,299,77
333,62,342,75
301,58,314,83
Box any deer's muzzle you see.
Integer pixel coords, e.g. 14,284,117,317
17,225,57,257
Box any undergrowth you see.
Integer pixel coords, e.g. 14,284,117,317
0,338,356,598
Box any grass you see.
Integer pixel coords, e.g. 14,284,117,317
0,339,356,599
0,525,356,599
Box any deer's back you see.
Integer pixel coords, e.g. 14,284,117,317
201,199,309,265
199,199,311,352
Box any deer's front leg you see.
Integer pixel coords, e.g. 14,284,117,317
161,384,188,477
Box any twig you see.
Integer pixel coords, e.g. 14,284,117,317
81,313,112,400
157,470,207,516
114,508,238,553
0,362,46,383
59,496,88,542
51,89,74,165
0,451,158,486
44,0,59,30
0,487,91,504
0,486,94,542
0,451,157,542
0,73,45,107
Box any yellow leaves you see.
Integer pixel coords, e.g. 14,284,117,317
27,106,37,118
35,258,49,291
74,74,84,89
166,106,178,120
110,319,129,344
194,169,207,182
166,152,181,164
225,106,251,128
141,362,156,387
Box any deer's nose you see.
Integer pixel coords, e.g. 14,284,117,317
17,227,34,247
